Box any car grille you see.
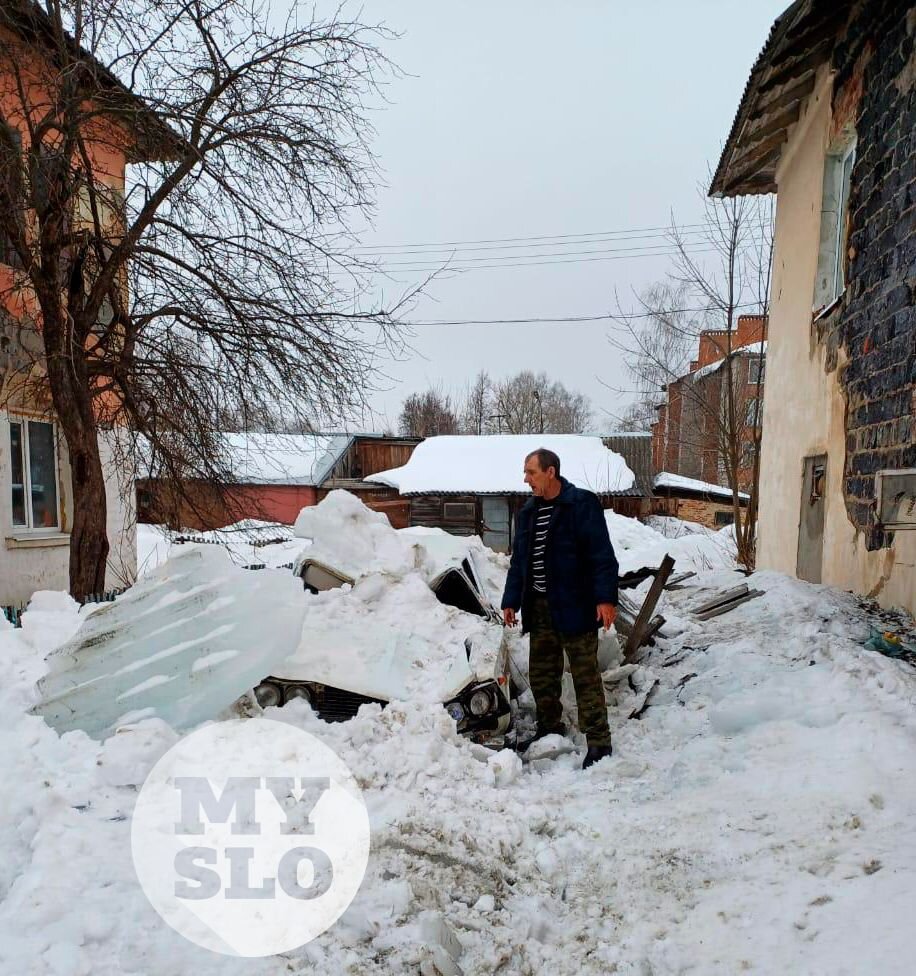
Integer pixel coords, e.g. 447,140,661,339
315,685,386,722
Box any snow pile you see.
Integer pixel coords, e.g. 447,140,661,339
366,434,635,495
277,572,502,702
605,509,737,575
293,490,507,609
5,567,916,973
9,502,916,974
647,514,719,539
137,520,307,577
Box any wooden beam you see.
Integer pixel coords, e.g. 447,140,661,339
694,589,764,621
753,73,817,118
720,147,783,197
758,40,832,96
741,105,801,146
729,131,790,174
624,554,675,662
692,584,748,615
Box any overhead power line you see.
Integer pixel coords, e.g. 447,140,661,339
376,239,765,269
353,227,719,257
380,242,765,274
406,302,764,327
350,221,713,251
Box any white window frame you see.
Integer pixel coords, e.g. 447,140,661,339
8,415,62,533
814,134,857,311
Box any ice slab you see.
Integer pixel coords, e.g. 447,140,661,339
30,545,306,739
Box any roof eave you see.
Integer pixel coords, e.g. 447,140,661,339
709,0,848,198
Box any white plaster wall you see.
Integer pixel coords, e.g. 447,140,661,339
759,69,916,615
0,417,136,607
0,410,73,605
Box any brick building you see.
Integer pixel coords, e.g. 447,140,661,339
711,0,916,613
651,314,767,491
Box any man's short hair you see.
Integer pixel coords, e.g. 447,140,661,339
525,448,561,478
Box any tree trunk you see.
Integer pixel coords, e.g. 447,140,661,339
64,427,110,600
42,313,110,601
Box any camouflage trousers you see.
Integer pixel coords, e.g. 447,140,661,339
527,595,611,748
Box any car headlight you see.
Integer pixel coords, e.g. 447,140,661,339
469,688,493,717
254,681,282,708
446,701,466,722
284,685,312,704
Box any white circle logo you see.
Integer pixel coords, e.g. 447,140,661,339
131,719,370,957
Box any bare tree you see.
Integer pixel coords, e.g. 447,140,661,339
615,281,696,431
398,388,459,437
0,1,407,598
459,370,493,435
493,371,591,434
609,191,774,568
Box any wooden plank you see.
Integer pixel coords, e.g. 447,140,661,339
692,584,749,615
695,589,764,621
665,571,696,589
624,554,675,662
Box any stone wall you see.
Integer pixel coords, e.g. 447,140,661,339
828,2,916,549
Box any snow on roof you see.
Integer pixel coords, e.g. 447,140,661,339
654,471,750,501
222,432,352,485
366,434,636,495
692,342,767,381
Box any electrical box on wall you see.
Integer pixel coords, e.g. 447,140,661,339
876,469,916,530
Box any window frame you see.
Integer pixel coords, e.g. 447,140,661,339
8,415,62,533
748,357,764,385
814,134,857,311
744,396,761,430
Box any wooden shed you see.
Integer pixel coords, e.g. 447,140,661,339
365,434,638,552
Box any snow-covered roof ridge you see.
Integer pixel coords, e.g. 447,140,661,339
654,471,750,502
365,434,636,495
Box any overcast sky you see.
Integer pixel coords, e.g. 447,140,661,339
326,1,788,433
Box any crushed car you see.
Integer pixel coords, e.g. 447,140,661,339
30,492,512,741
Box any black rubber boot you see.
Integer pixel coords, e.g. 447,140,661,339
582,744,613,769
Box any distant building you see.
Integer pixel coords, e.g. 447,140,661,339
651,314,767,492
0,4,175,604
653,472,749,530
711,0,916,613
137,433,419,530
365,434,636,552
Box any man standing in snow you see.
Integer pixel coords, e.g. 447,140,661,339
501,448,619,769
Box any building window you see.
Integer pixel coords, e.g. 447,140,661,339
744,397,761,429
814,135,857,310
9,418,60,530
443,501,475,520
715,511,735,527
748,358,764,385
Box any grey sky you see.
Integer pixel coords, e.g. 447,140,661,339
334,1,788,432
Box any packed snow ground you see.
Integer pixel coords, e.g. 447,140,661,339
3,499,916,974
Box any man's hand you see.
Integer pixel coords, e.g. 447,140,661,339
596,603,617,632
503,608,518,627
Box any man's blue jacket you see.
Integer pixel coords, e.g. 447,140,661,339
501,477,619,635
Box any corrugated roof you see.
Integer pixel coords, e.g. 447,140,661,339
709,0,852,197
601,434,655,497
